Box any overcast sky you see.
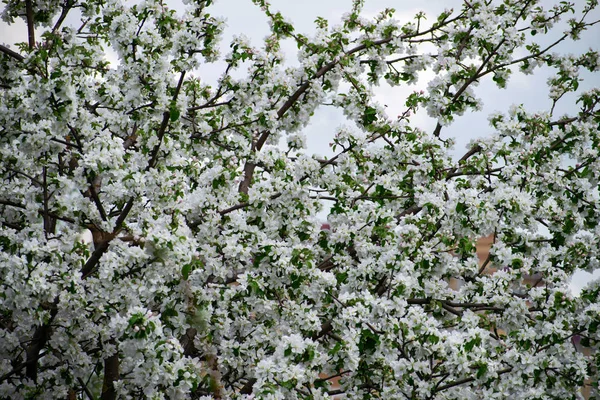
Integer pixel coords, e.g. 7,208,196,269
2,0,599,293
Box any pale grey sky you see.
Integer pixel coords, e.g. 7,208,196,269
2,0,599,293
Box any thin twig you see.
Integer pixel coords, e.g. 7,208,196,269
77,377,95,400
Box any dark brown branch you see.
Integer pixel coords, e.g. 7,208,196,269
77,377,95,400
10,200,69,224
434,367,512,393
52,0,74,35
311,321,333,341
240,378,257,394
404,297,540,315
548,116,578,128
457,144,482,164
1,220,21,230
317,255,334,271
441,303,462,316
148,111,173,169
4,167,42,185
100,352,119,400
50,137,82,150
406,298,430,305
86,175,107,221
0,198,76,224
187,84,228,112
25,0,35,49
189,118,259,140
180,328,198,356
80,197,133,279
80,237,111,279
316,370,351,383
477,251,493,276
0,199,27,209
218,202,250,216
311,195,338,202
148,71,186,170
238,162,256,195
217,193,282,217
0,350,47,383
42,166,56,236
110,198,133,236
26,300,58,381
0,44,25,61
372,54,421,65
444,145,483,180
396,205,422,220
445,167,503,179
188,100,231,111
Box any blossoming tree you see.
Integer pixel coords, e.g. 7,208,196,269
1,0,600,398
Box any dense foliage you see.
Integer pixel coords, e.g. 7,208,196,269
1,0,600,398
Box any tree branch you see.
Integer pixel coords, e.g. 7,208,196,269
148,71,186,170
0,44,25,61
42,165,56,236
77,377,95,400
52,0,75,35
434,367,512,393
0,350,47,383
100,351,119,400
25,0,35,49
25,299,58,381
240,378,256,394
0,198,76,224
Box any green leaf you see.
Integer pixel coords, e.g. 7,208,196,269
362,106,378,126
359,329,380,352
464,336,481,352
476,363,488,379
170,104,181,122
181,263,192,280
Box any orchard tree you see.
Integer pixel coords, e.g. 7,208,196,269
1,0,600,398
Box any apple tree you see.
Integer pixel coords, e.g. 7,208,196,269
1,0,600,398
